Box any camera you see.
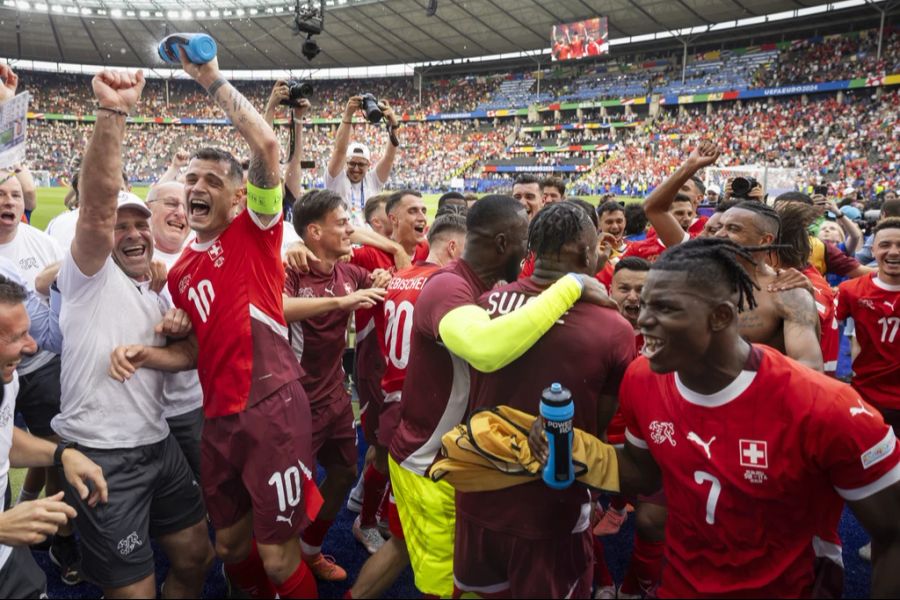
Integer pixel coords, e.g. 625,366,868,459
731,176,760,199
360,93,383,124
813,184,829,196
280,80,314,107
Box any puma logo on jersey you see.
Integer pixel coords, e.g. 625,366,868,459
850,399,875,417
276,511,294,527
687,432,716,459
649,421,677,446
885,300,898,312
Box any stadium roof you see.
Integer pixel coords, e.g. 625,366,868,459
0,0,867,70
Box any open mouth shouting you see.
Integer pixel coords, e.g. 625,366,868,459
0,209,18,226
189,197,211,219
641,334,665,361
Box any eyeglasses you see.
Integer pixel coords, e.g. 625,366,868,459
347,161,369,170
147,199,184,210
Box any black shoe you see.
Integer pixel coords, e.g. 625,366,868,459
49,535,83,586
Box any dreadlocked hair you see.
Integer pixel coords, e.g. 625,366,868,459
733,201,782,242
774,202,817,269
653,238,761,313
528,201,593,260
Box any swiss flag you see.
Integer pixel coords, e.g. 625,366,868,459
739,439,768,469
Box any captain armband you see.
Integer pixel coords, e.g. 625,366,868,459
246,182,283,215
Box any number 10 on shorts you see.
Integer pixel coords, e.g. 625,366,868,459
268,466,303,513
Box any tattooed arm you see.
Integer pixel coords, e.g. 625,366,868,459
179,50,282,225
773,287,824,372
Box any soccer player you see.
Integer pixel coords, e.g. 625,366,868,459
282,190,388,580
622,195,694,262
342,189,430,561
363,194,393,238
388,195,616,597
0,273,107,599
598,200,630,259
146,181,203,481
540,176,566,205
837,217,900,432
644,143,823,370
326,96,401,225
454,202,635,598
347,214,468,599
512,174,543,221
56,70,212,598
116,54,321,598
532,238,900,597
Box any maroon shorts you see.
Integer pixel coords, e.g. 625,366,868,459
310,394,358,469
452,514,593,598
356,374,385,446
202,380,321,545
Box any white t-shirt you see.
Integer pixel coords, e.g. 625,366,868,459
281,220,302,258
0,372,19,570
155,246,203,419
324,168,386,226
53,254,170,449
44,209,79,253
0,224,64,375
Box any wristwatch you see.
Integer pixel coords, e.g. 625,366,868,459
53,441,76,468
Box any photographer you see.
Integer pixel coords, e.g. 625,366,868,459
264,80,310,219
326,95,400,226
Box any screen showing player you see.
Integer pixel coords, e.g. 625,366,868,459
551,17,609,62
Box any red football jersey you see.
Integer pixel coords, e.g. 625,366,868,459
622,237,668,262
803,265,840,375
621,345,900,597
605,331,643,446
379,262,442,446
168,211,303,418
836,274,900,410
351,242,429,380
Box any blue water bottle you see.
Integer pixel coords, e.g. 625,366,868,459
540,382,575,490
158,34,218,65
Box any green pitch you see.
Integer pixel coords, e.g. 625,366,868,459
31,187,640,231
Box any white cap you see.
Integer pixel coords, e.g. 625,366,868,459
708,184,721,195
117,191,152,217
347,142,371,163
843,186,856,196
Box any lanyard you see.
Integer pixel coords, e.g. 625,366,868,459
351,178,365,213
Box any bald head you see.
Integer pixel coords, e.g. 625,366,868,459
146,182,189,254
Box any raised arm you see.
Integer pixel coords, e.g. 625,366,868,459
72,70,145,277
179,51,281,224
0,63,18,103
644,140,719,248
284,99,310,202
15,165,36,213
375,101,400,184
157,149,189,184
328,96,362,178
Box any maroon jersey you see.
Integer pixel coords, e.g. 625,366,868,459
457,277,636,539
283,262,371,407
836,274,900,410
168,210,303,418
389,259,488,475
621,345,900,598
351,242,429,381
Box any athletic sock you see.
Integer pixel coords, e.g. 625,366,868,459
274,560,318,599
300,518,334,556
592,536,614,587
359,464,388,528
224,540,277,599
16,489,39,505
620,535,664,595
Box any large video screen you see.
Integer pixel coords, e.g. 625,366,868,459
552,17,609,62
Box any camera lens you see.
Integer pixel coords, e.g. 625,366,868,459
361,94,383,124
732,177,751,197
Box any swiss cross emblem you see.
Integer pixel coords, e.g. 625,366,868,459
208,242,224,260
739,439,768,469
